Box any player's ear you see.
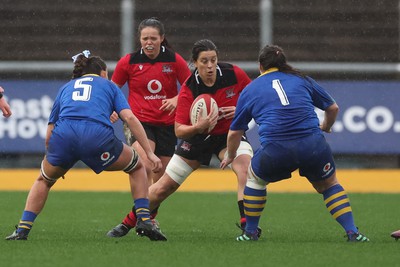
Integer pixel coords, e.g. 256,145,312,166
259,64,264,74
100,69,108,79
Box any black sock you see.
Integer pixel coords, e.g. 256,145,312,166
238,200,245,219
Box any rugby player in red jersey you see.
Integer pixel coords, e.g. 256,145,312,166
107,39,259,238
111,17,191,187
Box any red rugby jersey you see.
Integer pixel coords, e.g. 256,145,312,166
112,46,191,126
175,62,251,135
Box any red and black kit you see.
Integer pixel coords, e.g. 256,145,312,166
174,63,251,165
175,62,251,135
112,46,190,126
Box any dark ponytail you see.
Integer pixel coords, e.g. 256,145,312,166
258,45,304,77
72,55,107,79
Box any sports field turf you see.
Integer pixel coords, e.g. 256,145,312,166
1,191,399,267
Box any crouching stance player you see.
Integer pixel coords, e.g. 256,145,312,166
5,51,166,241
106,39,258,238
221,45,369,242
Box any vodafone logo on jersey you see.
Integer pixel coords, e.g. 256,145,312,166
147,79,162,94
323,163,331,172
322,162,334,178
144,79,167,100
100,151,115,167
101,152,111,161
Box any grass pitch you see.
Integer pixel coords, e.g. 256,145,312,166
1,191,399,267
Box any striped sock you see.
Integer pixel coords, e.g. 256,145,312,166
243,186,267,234
323,184,358,233
134,198,151,222
17,210,37,234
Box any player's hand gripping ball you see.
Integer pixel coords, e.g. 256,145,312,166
190,94,219,133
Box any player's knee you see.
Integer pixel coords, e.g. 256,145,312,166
224,141,253,169
246,165,267,190
313,181,339,194
165,154,193,185
123,147,139,173
236,141,254,158
311,174,338,194
232,158,250,177
40,161,59,185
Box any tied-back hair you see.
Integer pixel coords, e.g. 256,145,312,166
259,45,305,77
72,55,107,79
191,39,218,62
138,17,171,49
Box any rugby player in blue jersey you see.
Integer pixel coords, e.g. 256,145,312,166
6,51,166,241
221,45,369,242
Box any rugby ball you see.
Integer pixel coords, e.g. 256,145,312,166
190,94,219,133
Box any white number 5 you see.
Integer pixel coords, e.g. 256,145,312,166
72,77,93,101
272,79,289,106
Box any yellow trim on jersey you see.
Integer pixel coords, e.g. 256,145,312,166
245,211,263,216
244,195,267,201
244,203,265,209
327,198,349,212
332,206,352,219
324,191,346,204
82,74,100,77
259,67,279,77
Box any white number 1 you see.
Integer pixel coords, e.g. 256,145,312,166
272,79,289,106
72,77,93,101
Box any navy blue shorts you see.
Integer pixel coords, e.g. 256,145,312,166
46,120,123,174
251,133,336,183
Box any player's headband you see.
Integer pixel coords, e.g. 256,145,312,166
71,50,91,63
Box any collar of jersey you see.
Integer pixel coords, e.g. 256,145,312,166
259,67,279,77
82,74,99,77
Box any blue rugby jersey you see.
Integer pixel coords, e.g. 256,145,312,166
230,68,335,144
49,74,130,127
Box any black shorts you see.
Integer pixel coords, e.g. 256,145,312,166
175,134,249,166
130,122,176,157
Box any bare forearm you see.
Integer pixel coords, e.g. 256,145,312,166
119,109,152,154
175,123,204,139
125,115,152,153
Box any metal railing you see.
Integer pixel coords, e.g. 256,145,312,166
0,0,399,76
1,60,400,75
